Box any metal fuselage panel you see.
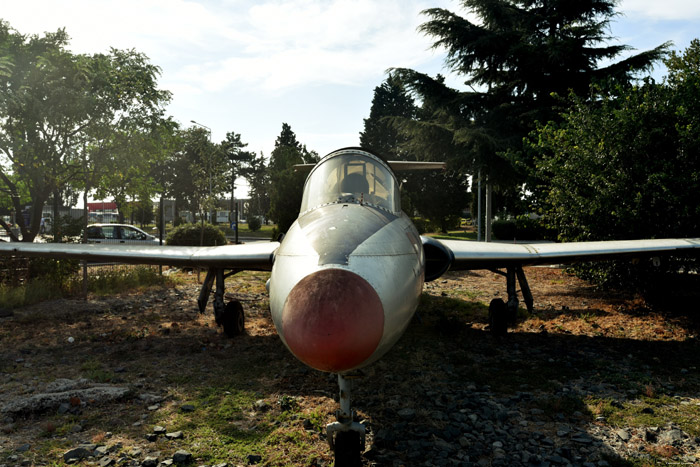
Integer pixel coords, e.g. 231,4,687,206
269,203,424,372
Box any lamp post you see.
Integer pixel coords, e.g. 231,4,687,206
190,120,213,224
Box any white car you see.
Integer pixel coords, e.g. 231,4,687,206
85,224,161,245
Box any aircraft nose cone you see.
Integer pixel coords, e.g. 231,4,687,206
282,269,384,373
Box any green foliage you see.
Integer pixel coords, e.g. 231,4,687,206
390,0,668,217
359,75,416,158
0,279,65,309
247,216,261,232
531,41,700,290
404,170,469,233
267,124,318,233
49,214,85,242
168,127,227,222
492,216,554,241
492,220,516,240
244,153,270,220
85,266,170,296
0,21,171,242
411,217,438,235
166,222,227,246
27,258,80,284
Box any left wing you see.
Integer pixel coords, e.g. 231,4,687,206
0,241,280,270
422,237,700,280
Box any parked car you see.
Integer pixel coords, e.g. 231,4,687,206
85,224,160,245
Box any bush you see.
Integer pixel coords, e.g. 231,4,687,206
492,216,555,241
28,258,80,286
412,217,438,235
492,220,517,240
173,216,185,227
166,223,227,246
247,216,262,232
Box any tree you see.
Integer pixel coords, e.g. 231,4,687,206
360,75,470,224
169,127,227,225
392,0,669,211
267,123,318,234
221,131,253,226
359,75,416,159
244,152,270,221
0,22,171,241
406,170,470,232
530,40,700,289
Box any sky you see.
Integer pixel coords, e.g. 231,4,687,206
2,0,699,190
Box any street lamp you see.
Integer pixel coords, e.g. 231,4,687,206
190,120,213,224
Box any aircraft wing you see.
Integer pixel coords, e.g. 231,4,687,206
0,241,280,270
430,238,700,272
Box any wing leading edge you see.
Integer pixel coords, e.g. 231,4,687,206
434,238,700,271
0,241,280,270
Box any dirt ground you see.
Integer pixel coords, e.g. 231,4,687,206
1,266,699,466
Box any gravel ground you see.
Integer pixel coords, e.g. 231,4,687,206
1,267,699,466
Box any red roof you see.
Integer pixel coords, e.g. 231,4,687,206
87,202,117,212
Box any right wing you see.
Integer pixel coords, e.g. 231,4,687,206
0,241,280,270
422,236,700,280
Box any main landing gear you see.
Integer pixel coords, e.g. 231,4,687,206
198,268,245,337
488,266,534,336
327,374,365,467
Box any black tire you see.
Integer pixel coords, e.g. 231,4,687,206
222,300,245,337
489,298,508,337
333,431,362,467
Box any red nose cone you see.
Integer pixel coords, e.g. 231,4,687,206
282,269,384,373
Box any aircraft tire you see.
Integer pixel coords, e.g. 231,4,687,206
333,431,362,467
222,300,245,337
488,298,508,337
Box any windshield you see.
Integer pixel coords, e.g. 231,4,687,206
300,150,400,213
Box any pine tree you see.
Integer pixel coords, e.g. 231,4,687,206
393,0,669,181
359,75,416,159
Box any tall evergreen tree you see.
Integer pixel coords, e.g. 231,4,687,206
359,75,416,159
392,0,669,202
267,123,318,234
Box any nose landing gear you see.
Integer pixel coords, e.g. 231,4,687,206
327,374,365,467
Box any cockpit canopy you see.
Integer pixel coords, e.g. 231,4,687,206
300,149,400,214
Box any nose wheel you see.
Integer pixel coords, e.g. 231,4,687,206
327,374,365,467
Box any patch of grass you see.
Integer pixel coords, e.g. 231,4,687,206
157,386,330,466
429,230,478,241
532,395,591,419
0,265,174,308
0,279,63,309
79,266,172,296
80,358,114,383
585,395,700,438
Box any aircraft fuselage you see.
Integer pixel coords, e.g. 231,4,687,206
268,149,425,373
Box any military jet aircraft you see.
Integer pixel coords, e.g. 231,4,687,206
1,147,699,465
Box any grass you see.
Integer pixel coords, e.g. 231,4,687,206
0,279,65,309
146,384,331,466
586,394,700,438
428,229,478,241
80,358,115,383
78,265,174,296
0,265,175,309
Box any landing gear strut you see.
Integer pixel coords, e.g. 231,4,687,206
197,268,245,337
488,266,534,335
327,374,365,467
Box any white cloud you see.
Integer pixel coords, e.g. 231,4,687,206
619,0,700,21
3,0,450,94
